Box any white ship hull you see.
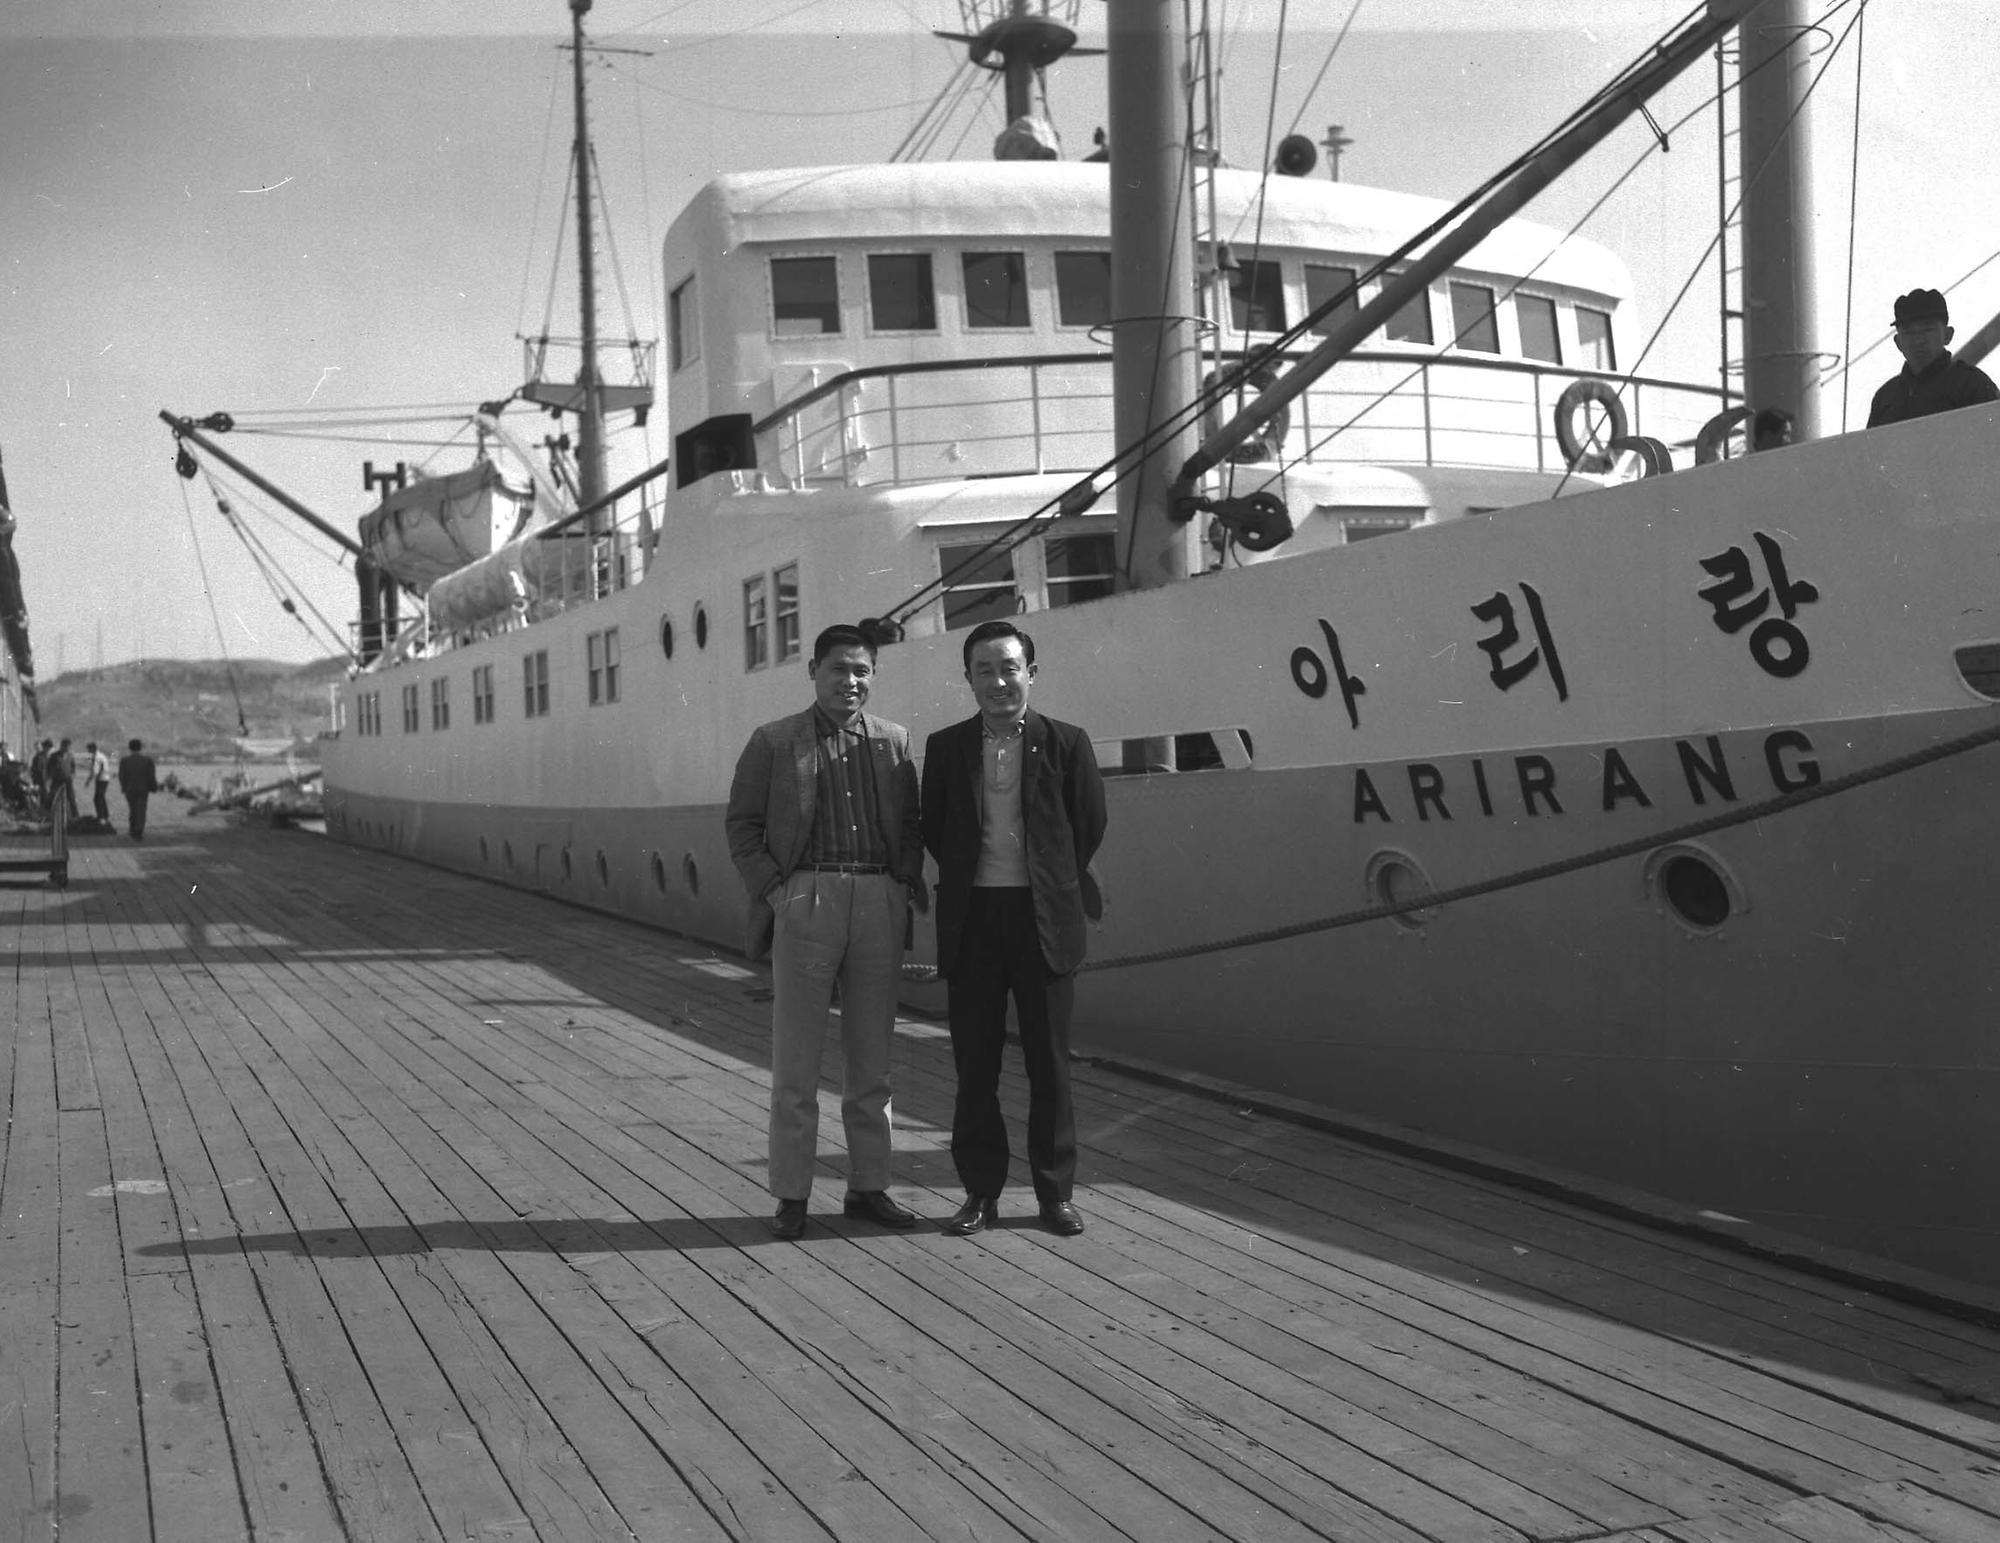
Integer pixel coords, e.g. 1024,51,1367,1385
324,406,2000,1287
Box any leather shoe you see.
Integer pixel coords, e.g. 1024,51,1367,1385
1038,1200,1085,1236
770,1198,807,1240
943,1195,999,1236
842,1189,918,1228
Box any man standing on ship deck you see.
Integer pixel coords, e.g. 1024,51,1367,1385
725,623,929,1240
922,619,1107,1239
1866,288,1999,428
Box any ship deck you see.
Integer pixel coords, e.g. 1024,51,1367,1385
4,798,2000,1543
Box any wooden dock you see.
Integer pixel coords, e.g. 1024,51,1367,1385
4,797,2000,1542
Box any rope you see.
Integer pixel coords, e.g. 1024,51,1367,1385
1080,709,2000,974
1840,1,1866,429
176,474,250,736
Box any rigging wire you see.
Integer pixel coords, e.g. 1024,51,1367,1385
1281,0,1365,142
890,54,974,161
516,53,566,343
588,142,648,351
176,472,250,736
198,468,351,659
1839,0,1866,429
941,73,1003,161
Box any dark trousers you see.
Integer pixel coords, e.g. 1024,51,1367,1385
92,780,110,822
947,887,1076,1205
126,792,149,839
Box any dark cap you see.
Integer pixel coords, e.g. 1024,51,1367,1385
1893,288,1949,326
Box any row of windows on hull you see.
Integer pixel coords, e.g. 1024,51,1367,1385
349,629,622,736
668,251,1616,369
346,531,1119,735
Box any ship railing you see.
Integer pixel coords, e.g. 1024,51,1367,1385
755,350,1730,488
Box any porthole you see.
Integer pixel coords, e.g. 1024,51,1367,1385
682,853,700,895
595,849,610,886
1365,848,1437,931
651,853,668,893
561,847,574,882
1643,842,1746,934
660,614,675,659
693,604,709,650
502,840,515,872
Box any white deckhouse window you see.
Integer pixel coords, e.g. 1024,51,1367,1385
867,252,936,332
1054,250,1111,328
963,251,1030,329
771,255,841,337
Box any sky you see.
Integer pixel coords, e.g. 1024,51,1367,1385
1,0,1993,673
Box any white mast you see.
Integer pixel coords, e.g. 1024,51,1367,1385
1739,0,1820,438
1107,0,1198,591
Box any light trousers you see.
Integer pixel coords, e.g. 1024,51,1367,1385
766,869,907,1200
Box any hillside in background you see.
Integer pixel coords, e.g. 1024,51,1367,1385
23,657,344,761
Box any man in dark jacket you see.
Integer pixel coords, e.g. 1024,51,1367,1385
1866,287,1999,428
921,619,1107,1238
118,738,160,839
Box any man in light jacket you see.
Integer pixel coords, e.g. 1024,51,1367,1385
725,623,929,1239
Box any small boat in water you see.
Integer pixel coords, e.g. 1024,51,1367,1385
164,2,2000,1290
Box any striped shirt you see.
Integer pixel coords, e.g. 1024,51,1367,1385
806,707,888,866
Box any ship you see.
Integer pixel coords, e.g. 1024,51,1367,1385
163,1,2000,1291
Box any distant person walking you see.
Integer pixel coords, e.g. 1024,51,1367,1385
1866,288,2000,428
86,740,112,823
119,738,160,840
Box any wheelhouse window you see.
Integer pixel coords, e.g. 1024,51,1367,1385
401,682,420,733
773,563,801,663
1305,264,1361,334
472,664,494,725
1577,306,1616,371
356,691,381,736
938,541,1018,630
1383,279,1433,344
868,252,936,332
771,255,840,337
1448,282,1500,353
1516,295,1562,363
1044,532,1116,608
429,676,449,731
1226,257,1287,333
669,276,698,371
1054,250,1112,328
587,627,621,705
963,251,1029,329
523,649,549,718
743,575,769,670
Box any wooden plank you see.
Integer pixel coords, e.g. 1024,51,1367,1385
90,869,351,1540
55,1281,148,1543
129,1270,247,1542
0,1284,57,1537
1837,1479,2000,1543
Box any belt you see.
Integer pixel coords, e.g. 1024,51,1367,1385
801,862,889,874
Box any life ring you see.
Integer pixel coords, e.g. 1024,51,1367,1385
1694,405,1753,465
1203,361,1290,464
1553,378,1628,474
